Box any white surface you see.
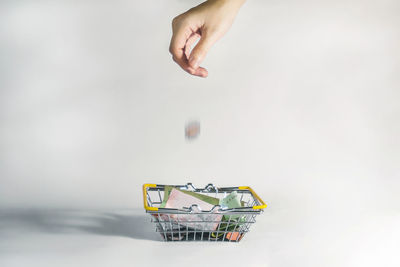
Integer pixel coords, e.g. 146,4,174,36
1,208,399,267
0,0,399,266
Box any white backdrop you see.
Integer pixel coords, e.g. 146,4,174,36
0,0,399,266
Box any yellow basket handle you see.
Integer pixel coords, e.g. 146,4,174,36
143,184,159,211
238,186,267,210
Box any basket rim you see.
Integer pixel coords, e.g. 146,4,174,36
142,183,267,212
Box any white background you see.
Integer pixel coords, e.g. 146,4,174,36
0,0,399,266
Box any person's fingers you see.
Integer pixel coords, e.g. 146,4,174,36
170,24,208,77
169,21,192,69
184,32,200,60
172,55,208,77
169,23,208,77
184,33,209,77
188,33,215,69
195,66,208,77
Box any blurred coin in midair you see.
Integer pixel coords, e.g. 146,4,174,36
185,121,200,140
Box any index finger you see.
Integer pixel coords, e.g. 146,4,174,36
169,25,208,77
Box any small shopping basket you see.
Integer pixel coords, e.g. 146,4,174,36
143,183,267,242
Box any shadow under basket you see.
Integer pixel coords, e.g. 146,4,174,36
143,183,267,242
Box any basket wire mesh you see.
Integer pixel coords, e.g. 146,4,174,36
143,183,266,242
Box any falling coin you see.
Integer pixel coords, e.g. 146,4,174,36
185,121,200,140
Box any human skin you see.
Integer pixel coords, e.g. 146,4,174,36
169,0,246,78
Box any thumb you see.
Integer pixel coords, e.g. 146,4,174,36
188,35,214,69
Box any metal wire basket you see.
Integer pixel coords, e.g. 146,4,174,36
143,183,267,242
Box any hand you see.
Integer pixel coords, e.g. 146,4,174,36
169,0,245,78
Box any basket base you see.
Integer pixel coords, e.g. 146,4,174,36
158,231,245,242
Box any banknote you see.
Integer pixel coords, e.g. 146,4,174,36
160,188,222,231
219,191,243,220
160,186,219,208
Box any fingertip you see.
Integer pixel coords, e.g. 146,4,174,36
200,70,208,78
194,67,208,78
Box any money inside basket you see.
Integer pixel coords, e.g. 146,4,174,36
150,186,252,241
